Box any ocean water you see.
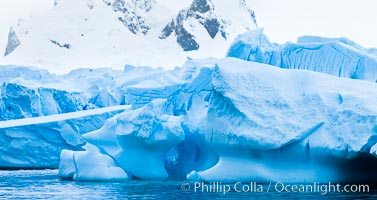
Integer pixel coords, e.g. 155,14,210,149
0,170,376,199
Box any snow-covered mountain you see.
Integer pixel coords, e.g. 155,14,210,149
0,0,257,74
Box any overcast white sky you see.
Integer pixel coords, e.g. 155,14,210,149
248,0,377,48
0,0,377,55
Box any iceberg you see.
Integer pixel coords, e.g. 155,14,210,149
227,30,377,82
0,65,175,121
0,82,90,120
0,105,128,168
58,58,377,183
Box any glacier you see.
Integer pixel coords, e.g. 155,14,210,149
227,30,377,82
56,58,377,183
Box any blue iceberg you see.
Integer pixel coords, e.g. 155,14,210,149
227,30,377,82
57,58,377,183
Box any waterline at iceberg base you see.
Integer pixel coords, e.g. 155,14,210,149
57,58,377,183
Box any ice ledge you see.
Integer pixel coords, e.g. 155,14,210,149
0,105,129,128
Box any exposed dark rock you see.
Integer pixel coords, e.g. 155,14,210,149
201,18,220,39
109,0,152,35
191,0,211,13
50,40,71,49
159,0,229,51
4,27,21,56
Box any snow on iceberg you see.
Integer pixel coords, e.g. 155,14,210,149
0,105,128,168
59,145,129,181
59,58,377,183
227,30,377,82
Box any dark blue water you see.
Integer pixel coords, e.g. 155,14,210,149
0,170,376,199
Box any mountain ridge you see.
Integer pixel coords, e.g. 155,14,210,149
1,0,257,74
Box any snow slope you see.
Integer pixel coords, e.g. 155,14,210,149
0,105,128,168
59,58,377,183
227,30,377,82
0,0,257,74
